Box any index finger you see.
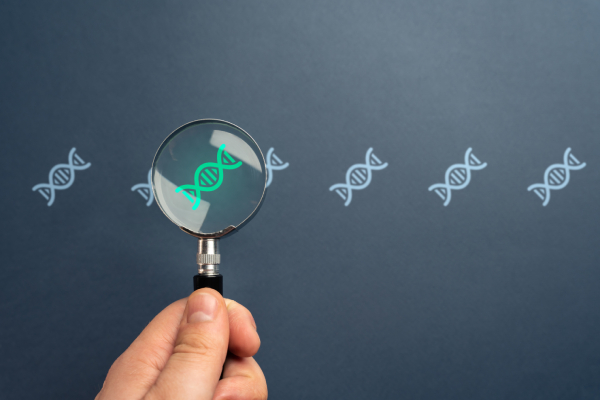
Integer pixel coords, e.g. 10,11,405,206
224,299,261,358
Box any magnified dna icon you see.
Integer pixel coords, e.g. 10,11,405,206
265,148,289,188
32,147,91,206
176,144,242,210
131,169,154,206
330,148,388,206
428,148,487,206
527,148,586,206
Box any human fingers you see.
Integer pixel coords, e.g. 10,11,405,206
212,355,268,400
144,288,229,400
224,299,261,358
96,298,187,400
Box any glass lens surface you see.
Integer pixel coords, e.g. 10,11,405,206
152,120,266,234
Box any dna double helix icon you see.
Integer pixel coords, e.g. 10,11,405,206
32,147,91,206
176,144,242,210
428,148,487,206
330,148,388,206
265,147,289,188
131,169,154,206
527,148,586,206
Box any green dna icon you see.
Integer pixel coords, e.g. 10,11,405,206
176,144,243,210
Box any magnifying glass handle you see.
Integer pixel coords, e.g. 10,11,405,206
195,238,223,295
193,274,223,295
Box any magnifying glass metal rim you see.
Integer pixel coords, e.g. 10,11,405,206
151,118,267,239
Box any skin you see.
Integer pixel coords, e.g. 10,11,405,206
95,288,267,400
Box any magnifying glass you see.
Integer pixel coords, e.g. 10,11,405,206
152,119,267,295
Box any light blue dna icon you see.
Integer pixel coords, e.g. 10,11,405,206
32,147,91,206
330,148,388,206
265,147,289,188
527,148,586,206
428,148,487,206
131,169,154,206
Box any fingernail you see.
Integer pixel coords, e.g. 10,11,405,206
188,293,218,323
249,313,257,331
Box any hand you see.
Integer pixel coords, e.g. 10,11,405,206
95,288,267,400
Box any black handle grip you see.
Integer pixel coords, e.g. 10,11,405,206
193,274,223,295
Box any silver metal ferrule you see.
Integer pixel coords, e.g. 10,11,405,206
197,238,220,275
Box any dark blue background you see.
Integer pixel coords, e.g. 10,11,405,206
2,1,600,398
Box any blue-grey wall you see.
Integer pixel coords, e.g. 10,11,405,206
2,1,600,398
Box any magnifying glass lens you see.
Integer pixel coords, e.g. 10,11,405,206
152,120,266,235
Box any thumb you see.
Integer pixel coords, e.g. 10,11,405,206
144,288,229,400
